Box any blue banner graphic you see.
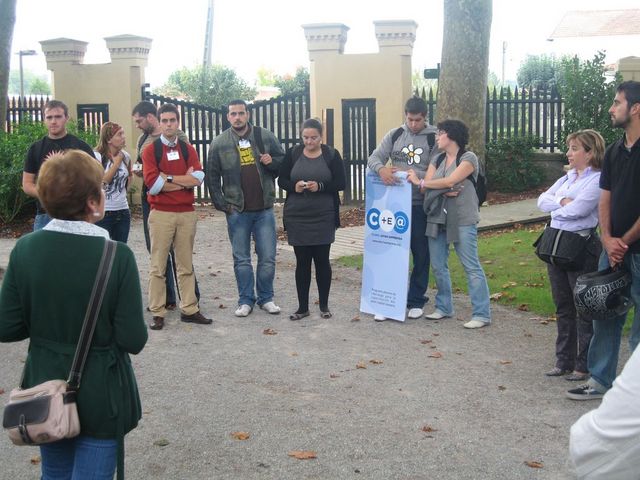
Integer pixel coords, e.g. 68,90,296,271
360,170,412,321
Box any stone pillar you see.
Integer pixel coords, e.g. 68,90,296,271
618,56,640,82
302,23,349,58
105,34,152,66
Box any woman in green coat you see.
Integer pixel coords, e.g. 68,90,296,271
0,149,148,479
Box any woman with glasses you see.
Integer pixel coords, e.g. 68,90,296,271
94,122,132,242
407,119,491,329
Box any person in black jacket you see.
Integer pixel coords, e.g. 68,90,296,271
278,119,346,320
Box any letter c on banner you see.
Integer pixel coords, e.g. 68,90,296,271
367,208,381,230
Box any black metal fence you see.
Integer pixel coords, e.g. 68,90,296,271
143,86,310,201
4,95,50,132
415,86,563,151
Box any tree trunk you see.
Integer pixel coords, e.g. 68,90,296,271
0,0,18,131
437,0,492,162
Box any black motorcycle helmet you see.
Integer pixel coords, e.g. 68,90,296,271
574,267,633,321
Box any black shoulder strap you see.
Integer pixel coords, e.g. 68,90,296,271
153,138,163,167
253,125,265,155
391,127,404,145
178,140,189,164
291,144,304,164
67,240,117,390
435,152,446,169
137,133,149,162
320,144,334,168
427,132,435,150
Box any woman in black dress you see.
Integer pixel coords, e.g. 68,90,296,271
278,119,346,320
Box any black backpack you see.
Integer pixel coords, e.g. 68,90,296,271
152,138,189,167
435,150,487,207
391,127,435,153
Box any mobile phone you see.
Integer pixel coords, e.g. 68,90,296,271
133,163,142,172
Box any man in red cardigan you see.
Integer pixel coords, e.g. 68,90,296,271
142,103,211,330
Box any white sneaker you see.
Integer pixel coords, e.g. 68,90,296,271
464,319,489,329
407,308,424,319
260,301,281,314
374,314,387,322
235,304,253,317
425,309,450,320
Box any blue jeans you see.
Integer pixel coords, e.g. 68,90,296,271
587,251,640,391
34,212,52,231
428,224,491,321
226,208,277,306
40,435,117,479
407,205,430,309
95,209,131,243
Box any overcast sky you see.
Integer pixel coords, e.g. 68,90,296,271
10,0,640,89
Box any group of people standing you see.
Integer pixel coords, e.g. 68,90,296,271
2,79,640,477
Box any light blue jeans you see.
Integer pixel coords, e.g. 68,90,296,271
39,435,117,479
587,251,640,391
34,212,52,231
226,208,277,306
428,224,491,322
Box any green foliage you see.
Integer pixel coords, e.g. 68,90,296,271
256,67,277,87
8,70,52,95
0,119,97,223
0,122,43,222
485,136,544,192
158,64,257,108
557,52,621,146
273,67,309,96
516,54,564,90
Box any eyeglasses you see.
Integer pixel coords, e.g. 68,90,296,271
436,130,447,136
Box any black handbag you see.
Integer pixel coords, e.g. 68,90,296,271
533,225,593,271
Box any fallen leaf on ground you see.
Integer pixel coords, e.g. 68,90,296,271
420,339,433,344
490,292,504,301
498,385,507,391
0,388,4,395
263,328,277,335
351,316,360,322
432,333,440,336
153,438,170,447
483,260,493,264
369,359,383,364
540,320,549,325
513,239,522,244
231,432,250,440
524,461,544,468
518,262,528,266
288,450,317,460
218,304,226,309
518,304,530,311
499,360,512,365
428,352,443,358
501,281,518,289
421,425,438,433
330,373,340,378
289,352,299,357
356,362,367,369
30,456,41,465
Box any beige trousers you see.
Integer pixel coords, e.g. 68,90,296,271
148,209,198,316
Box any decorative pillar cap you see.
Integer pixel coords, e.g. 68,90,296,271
374,20,418,54
302,23,350,54
104,34,152,63
39,38,88,65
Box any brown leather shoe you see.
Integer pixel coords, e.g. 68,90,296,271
181,311,212,325
149,316,164,330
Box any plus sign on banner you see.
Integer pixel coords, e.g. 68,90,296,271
360,170,412,322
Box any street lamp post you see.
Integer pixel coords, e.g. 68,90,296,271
17,49,37,102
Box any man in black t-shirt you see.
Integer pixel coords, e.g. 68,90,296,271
22,100,95,230
567,80,640,401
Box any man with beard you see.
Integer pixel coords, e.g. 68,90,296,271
567,80,640,401
22,100,95,230
207,100,284,317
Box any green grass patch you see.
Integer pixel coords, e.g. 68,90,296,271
337,224,634,329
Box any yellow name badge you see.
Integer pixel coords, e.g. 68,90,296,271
167,150,180,161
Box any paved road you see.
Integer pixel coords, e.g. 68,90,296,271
0,205,615,480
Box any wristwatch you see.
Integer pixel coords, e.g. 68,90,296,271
167,175,173,183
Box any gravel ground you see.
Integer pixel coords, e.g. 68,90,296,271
0,208,621,480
